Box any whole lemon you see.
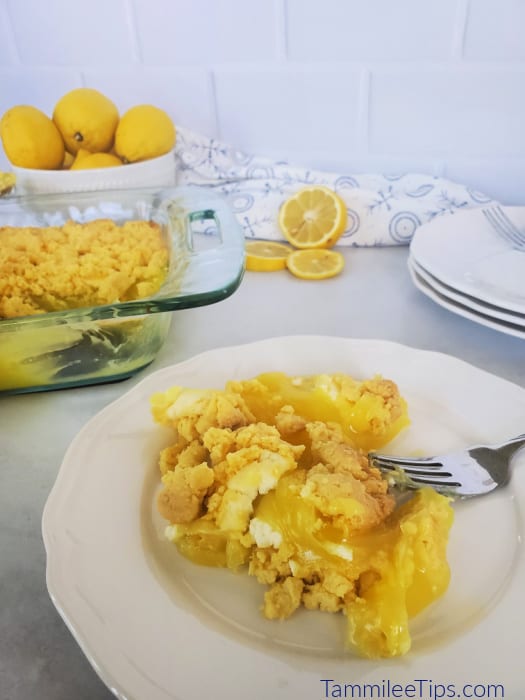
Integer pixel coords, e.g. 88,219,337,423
114,105,176,163
61,151,75,169
0,105,65,169
53,88,119,155
70,151,122,170
70,152,122,170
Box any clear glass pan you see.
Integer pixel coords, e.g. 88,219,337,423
0,186,245,394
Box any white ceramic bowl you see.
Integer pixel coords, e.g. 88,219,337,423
12,150,176,195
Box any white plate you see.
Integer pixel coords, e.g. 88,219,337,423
410,255,525,326
408,258,525,340
42,336,525,700
410,206,525,314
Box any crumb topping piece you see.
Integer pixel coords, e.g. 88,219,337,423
151,371,453,659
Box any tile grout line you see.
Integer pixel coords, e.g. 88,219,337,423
208,70,221,140
274,0,288,62
356,68,370,157
452,0,470,61
124,0,144,64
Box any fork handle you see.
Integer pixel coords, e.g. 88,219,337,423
497,434,525,455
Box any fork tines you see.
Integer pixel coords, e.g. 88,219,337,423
371,454,443,468
370,454,461,489
482,206,525,251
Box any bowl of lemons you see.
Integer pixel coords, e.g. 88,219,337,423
0,88,177,195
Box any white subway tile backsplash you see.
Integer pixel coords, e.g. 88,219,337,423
134,0,278,65
214,67,361,157
0,68,82,117
7,0,137,65
1,1,525,203
286,0,459,61
369,68,525,158
445,157,525,204
464,0,525,60
0,3,18,64
82,68,217,135
0,68,81,169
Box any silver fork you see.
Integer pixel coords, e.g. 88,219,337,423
482,205,525,251
369,434,525,498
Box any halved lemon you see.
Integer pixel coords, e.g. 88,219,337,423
245,240,293,271
278,185,347,249
286,248,345,280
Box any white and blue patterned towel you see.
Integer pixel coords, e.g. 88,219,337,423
174,126,495,247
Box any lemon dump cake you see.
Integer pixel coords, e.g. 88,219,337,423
0,218,168,319
150,372,454,658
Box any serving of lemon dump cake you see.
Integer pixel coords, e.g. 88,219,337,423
150,372,454,659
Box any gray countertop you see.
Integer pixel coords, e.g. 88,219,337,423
1,245,524,700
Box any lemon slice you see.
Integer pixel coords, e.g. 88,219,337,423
286,248,345,280
245,240,293,271
278,185,347,249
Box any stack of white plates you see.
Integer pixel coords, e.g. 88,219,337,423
409,206,525,339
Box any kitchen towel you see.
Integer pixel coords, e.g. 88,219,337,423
174,125,495,247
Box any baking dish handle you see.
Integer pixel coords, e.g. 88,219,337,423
158,186,246,306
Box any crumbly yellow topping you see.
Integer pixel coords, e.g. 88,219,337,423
0,218,169,319
0,171,16,196
150,372,454,659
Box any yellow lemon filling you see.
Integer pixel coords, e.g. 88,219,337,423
151,372,453,659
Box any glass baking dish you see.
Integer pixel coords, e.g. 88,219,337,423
0,186,245,395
